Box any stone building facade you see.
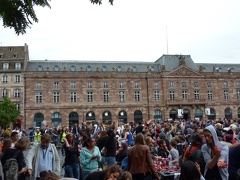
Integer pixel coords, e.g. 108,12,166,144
0,44,29,126
1,44,240,128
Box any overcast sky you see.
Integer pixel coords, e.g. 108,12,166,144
0,0,240,64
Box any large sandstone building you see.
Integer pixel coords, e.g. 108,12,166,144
1,44,240,128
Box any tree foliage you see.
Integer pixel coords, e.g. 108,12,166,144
0,0,114,35
0,96,20,127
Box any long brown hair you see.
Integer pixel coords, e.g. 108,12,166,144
134,133,145,145
104,164,121,180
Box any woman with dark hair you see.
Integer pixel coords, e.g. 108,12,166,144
128,133,160,180
85,164,121,180
116,142,128,165
179,160,205,180
62,133,80,179
1,137,30,180
80,137,102,180
96,130,108,152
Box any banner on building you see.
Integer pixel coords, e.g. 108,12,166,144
178,109,183,117
205,108,210,115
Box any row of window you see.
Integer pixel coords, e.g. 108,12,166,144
35,90,142,103
1,75,21,83
35,81,140,89
34,89,240,103
169,81,240,88
169,90,240,100
2,89,21,98
36,65,152,72
34,81,240,90
1,63,21,70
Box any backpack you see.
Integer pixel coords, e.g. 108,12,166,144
188,148,206,175
3,150,20,180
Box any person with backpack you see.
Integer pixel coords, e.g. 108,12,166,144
183,132,205,175
1,137,30,180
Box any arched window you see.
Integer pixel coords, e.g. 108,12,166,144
118,110,127,123
69,112,79,127
225,107,232,119
154,109,162,122
52,112,62,127
134,110,142,123
34,113,44,127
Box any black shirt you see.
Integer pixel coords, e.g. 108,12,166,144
135,125,144,134
105,131,116,157
64,143,79,165
86,170,106,180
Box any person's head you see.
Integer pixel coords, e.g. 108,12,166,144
2,138,12,153
119,171,132,180
119,142,128,153
41,133,52,149
158,139,166,148
10,131,19,142
191,133,203,147
179,161,200,180
169,139,177,149
15,137,30,151
134,133,145,145
104,164,121,180
203,129,214,146
85,137,96,148
145,136,154,147
40,170,60,180
66,133,74,144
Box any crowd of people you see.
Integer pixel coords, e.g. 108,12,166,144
0,117,239,180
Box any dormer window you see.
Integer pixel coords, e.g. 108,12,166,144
215,67,222,72
0,53,3,59
15,63,21,69
150,66,155,72
102,66,107,72
3,63,9,70
37,65,43,71
86,66,92,71
116,66,122,72
54,65,60,71
9,47,12,51
13,54,17,58
131,66,137,72
70,65,76,71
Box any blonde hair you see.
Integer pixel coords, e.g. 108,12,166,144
145,136,153,146
15,137,30,151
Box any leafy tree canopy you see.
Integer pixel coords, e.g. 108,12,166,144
0,96,20,127
0,0,114,35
